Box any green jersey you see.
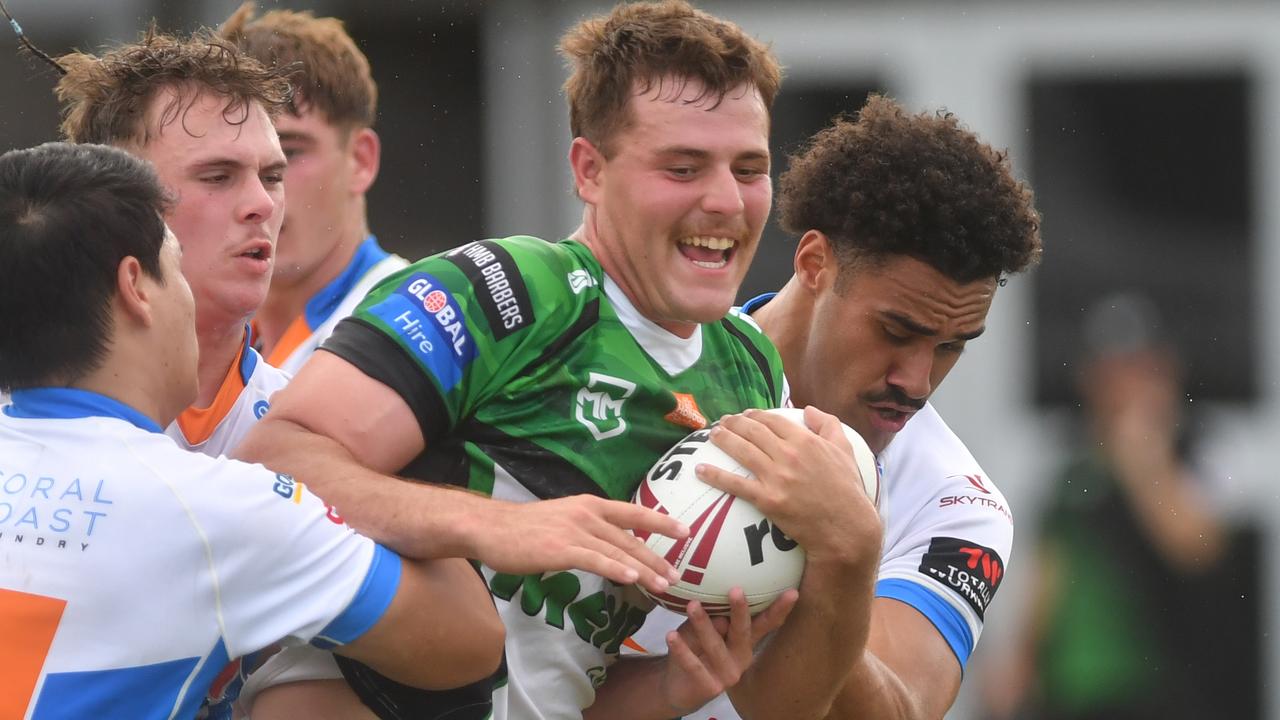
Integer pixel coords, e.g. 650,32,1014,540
324,236,786,719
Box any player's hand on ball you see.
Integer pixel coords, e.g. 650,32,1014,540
698,406,882,567
469,495,687,595
661,587,799,715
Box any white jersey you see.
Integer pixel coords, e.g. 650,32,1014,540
0,387,401,720
260,235,409,375
626,403,1013,719
166,330,290,458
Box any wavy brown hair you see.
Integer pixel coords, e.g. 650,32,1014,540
558,0,781,156
779,94,1042,284
54,24,292,147
220,2,376,131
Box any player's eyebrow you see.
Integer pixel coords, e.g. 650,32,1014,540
654,146,769,163
275,130,316,144
189,157,288,175
882,311,938,337
882,310,986,341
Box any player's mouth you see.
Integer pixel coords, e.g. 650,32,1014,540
676,236,737,270
866,403,917,434
234,240,274,272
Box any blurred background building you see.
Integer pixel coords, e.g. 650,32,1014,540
0,1,1273,717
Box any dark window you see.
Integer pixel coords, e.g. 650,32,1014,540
342,6,485,261
1029,72,1254,404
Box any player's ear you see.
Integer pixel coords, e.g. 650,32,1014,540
116,256,155,327
569,137,606,204
349,127,381,195
793,229,837,293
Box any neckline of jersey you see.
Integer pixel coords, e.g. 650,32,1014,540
4,387,163,433
740,292,777,316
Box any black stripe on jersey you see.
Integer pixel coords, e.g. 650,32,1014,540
513,298,600,380
321,317,450,442
459,418,609,500
443,240,535,340
398,437,471,488
720,317,777,403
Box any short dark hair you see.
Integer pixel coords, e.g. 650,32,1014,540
779,94,1042,285
559,0,782,156
0,142,171,391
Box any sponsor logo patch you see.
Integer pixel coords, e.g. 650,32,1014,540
366,272,476,391
445,241,534,339
271,473,304,503
938,495,1013,523
918,536,1004,620
664,392,707,430
949,473,991,494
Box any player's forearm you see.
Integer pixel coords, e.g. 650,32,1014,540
585,657,682,720
233,416,477,560
730,556,875,720
1116,452,1225,571
824,649,927,720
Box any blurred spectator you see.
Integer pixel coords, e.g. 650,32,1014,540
983,293,1228,720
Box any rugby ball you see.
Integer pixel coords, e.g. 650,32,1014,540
633,407,879,615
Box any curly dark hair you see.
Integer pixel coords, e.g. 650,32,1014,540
54,24,292,146
559,0,781,156
779,94,1042,284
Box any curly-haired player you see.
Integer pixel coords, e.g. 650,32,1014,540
626,94,1042,720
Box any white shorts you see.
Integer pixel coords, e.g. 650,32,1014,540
236,645,343,715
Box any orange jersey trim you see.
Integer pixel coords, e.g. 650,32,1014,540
0,589,67,718
175,333,251,446
264,315,312,368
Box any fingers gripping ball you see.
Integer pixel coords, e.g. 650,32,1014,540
633,408,879,616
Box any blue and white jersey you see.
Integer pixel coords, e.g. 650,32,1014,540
0,388,401,720
166,329,290,459
624,300,1012,719
259,235,409,376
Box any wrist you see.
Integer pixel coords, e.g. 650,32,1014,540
431,486,493,560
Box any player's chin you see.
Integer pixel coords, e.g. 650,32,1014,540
670,295,735,326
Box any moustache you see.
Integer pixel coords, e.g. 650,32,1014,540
864,387,927,411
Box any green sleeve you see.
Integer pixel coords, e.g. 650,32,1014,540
325,236,589,440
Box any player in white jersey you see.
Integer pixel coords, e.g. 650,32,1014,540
626,399,1011,719
52,24,294,459
0,142,503,719
603,96,1042,718
165,330,290,456
220,6,410,377
255,235,408,375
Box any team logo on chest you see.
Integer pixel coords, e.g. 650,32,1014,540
575,372,636,441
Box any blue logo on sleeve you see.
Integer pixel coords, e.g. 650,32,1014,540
367,273,476,391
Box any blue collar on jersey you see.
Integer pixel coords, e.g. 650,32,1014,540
4,387,163,433
303,235,391,331
740,292,777,316
236,324,259,386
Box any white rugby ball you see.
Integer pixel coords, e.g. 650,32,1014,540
633,407,879,615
